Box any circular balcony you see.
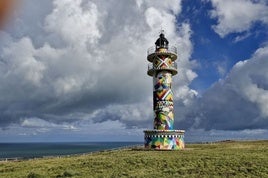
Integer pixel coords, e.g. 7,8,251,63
147,62,178,76
147,46,177,62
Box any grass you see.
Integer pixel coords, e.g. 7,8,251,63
0,140,267,177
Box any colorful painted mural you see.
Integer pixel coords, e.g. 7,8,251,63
144,131,185,150
153,55,173,70
144,32,185,150
153,71,174,130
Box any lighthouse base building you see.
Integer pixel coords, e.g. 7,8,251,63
144,130,185,150
144,32,185,150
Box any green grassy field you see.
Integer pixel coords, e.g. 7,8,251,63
0,140,267,178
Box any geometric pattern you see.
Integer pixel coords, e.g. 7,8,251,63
153,55,172,70
153,71,174,130
154,72,172,90
144,131,185,150
154,89,173,101
154,111,174,130
145,137,183,150
145,34,185,150
154,101,173,110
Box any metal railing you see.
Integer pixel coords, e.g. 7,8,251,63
147,45,177,56
148,62,177,71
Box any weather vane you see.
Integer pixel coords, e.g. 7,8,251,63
160,26,164,34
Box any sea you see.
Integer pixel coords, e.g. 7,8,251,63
0,142,142,159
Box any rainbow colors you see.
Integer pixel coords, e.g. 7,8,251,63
144,130,185,150
145,34,185,150
153,71,174,130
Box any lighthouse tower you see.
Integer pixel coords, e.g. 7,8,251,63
144,32,185,150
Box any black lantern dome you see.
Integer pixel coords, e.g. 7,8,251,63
155,33,169,49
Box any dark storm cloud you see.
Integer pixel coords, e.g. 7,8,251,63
1,0,268,141
175,46,268,131
0,0,196,130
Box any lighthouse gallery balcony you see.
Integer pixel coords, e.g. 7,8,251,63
147,62,178,76
147,46,177,62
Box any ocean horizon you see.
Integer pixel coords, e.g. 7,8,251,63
0,142,142,159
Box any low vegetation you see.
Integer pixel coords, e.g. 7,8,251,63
0,140,267,177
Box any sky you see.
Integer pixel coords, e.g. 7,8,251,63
0,0,268,142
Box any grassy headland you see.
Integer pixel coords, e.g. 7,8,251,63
0,140,267,177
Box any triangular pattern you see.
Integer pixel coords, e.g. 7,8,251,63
155,90,167,100
154,56,170,69
161,89,173,101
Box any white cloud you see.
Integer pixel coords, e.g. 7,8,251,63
232,46,268,117
145,7,177,36
1,37,46,86
45,0,101,45
210,0,268,37
175,86,198,106
173,23,198,108
233,32,251,43
178,45,268,130
0,0,196,135
1,0,267,141
21,117,56,128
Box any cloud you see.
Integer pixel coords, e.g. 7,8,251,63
177,45,268,131
1,0,267,141
209,0,268,37
45,0,101,45
1,37,46,86
0,0,196,135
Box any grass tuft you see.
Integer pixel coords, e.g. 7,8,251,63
27,172,43,178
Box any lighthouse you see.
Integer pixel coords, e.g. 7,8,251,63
144,32,185,150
